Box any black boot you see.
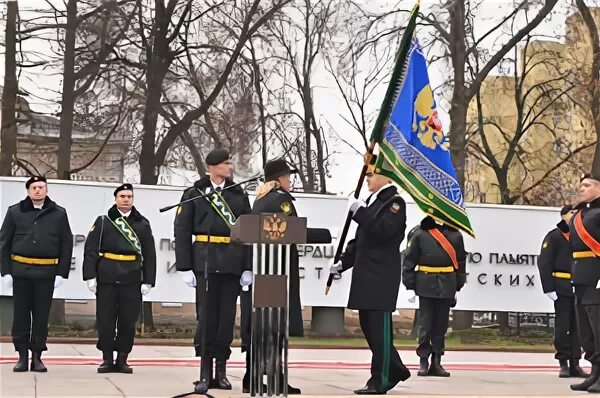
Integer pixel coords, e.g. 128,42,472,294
417,357,429,376
97,351,114,374
570,359,590,378
559,359,570,378
287,383,302,395
571,364,599,391
588,377,600,393
428,354,450,377
115,352,133,374
195,358,212,394
214,360,232,390
30,351,47,372
13,350,28,372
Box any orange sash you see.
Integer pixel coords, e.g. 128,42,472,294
574,211,600,256
561,231,570,241
428,228,459,270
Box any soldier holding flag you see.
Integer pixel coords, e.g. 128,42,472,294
325,0,473,391
329,157,411,394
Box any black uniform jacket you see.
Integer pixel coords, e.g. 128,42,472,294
537,220,573,297
174,176,252,276
83,205,156,286
339,185,406,311
249,186,331,337
570,198,600,288
0,197,73,279
402,217,466,299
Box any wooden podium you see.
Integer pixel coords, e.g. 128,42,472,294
231,214,307,397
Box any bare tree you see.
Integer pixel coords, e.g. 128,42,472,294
1,0,18,176
133,0,289,185
467,37,588,205
57,0,135,179
268,0,339,193
573,0,600,175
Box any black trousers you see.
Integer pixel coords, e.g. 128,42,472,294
12,277,55,352
96,282,141,354
358,310,407,389
194,273,240,360
417,297,452,358
554,296,582,360
576,298,600,364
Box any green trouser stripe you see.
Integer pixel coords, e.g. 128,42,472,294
381,312,391,389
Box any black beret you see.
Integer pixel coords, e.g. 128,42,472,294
581,173,600,182
114,183,133,196
560,205,573,215
264,159,297,181
25,176,46,189
206,148,231,166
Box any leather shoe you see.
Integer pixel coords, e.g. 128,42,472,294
571,364,599,391
115,352,133,374
13,350,28,372
353,385,386,395
30,352,47,372
98,351,114,374
214,360,232,390
287,384,302,395
418,357,429,376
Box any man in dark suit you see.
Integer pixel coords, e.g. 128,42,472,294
329,161,410,394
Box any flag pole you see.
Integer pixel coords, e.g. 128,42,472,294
325,1,420,295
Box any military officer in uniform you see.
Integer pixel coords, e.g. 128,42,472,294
402,216,466,378
329,160,411,394
83,183,156,374
0,176,73,372
240,158,330,394
537,205,587,378
174,149,252,393
569,174,600,392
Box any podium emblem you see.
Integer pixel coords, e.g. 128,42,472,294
263,214,287,241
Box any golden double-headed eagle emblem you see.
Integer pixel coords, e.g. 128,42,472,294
263,214,287,241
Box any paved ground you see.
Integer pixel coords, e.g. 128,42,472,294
0,343,591,397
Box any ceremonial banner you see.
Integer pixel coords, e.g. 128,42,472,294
374,38,474,236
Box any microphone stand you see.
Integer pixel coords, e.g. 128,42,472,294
170,177,255,398
160,175,261,213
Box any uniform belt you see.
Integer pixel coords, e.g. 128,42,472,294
417,265,454,273
100,252,137,261
194,235,230,244
573,251,596,259
552,272,571,279
11,255,58,265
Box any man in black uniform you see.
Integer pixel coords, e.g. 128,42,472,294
0,176,73,372
83,183,156,374
537,205,587,378
240,158,330,394
402,216,466,378
569,174,600,392
174,149,252,393
329,163,410,394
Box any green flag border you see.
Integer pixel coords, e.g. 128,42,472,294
376,142,475,237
